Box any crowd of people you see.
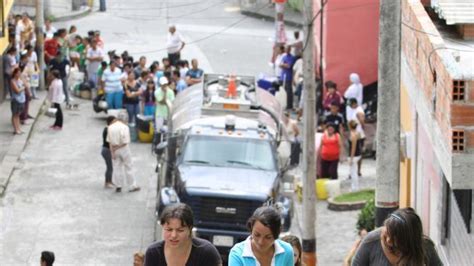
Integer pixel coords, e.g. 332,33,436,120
4,13,40,134
4,14,205,135
270,30,369,191
4,10,446,266
144,204,300,266
144,203,442,266
317,77,367,191
35,202,442,265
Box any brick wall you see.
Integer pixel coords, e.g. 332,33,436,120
457,24,474,40
402,1,453,151
468,80,474,103
467,131,474,151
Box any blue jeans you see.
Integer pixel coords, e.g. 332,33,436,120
106,91,123,110
124,103,139,124
62,77,69,105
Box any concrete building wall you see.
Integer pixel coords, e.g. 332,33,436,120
400,84,414,208
400,1,473,264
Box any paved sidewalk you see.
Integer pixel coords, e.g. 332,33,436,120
240,0,303,27
0,91,47,196
289,158,376,265
13,1,92,22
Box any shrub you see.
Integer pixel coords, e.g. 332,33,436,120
356,197,375,232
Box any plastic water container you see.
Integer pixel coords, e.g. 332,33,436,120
315,178,330,200
136,114,155,143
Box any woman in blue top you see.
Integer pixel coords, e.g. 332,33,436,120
229,206,294,266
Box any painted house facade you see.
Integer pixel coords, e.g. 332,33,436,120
399,0,473,265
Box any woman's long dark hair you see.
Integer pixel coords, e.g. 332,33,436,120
143,80,155,103
281,235,302,266
384,208,425,265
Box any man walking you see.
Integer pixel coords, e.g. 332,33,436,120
279,46,295,110
166,25,185,66
107,113,140,193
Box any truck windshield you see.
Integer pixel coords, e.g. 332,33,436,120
182,136,276,171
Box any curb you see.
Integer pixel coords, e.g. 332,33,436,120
11,6,92,23
327,197,367,211
53,7,92,22
240,9,304,28
0,93,47,197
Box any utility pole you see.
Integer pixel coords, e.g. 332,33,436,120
36,0,46,91
302,0,317,264
44,0,51,19
375,0,401,226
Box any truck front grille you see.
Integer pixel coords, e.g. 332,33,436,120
188,196,264,231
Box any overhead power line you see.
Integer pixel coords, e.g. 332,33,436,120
129,3,272,55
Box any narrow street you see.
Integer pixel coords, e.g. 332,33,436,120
2,0,471,265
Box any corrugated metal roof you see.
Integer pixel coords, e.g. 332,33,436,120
432,0,474,25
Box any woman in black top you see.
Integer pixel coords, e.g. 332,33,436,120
144,203,222,266
101,116,115,188
123,72,142,124
352,208,443,266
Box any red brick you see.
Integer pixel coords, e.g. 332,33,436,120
469,80,474,103
451,104,474,126
468,131,474,149
458,24,474,40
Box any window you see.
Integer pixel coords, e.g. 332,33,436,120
453,189,472,233
442,176,451,244
452,80,466,101
452,129,465,152
182,136,277,171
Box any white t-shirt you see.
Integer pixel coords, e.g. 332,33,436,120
166,32,184,54
43,25,57,39
26,52,38,73
86,47,104,73
274,53,286,77
293,58,303,84
179,67,189,81
102,68,123,93
346,106,366,139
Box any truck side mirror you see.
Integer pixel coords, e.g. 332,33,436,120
155,141,168,156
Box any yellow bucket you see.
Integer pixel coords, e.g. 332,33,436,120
136,115,155,143
315,178,330,200
137,123,154,143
